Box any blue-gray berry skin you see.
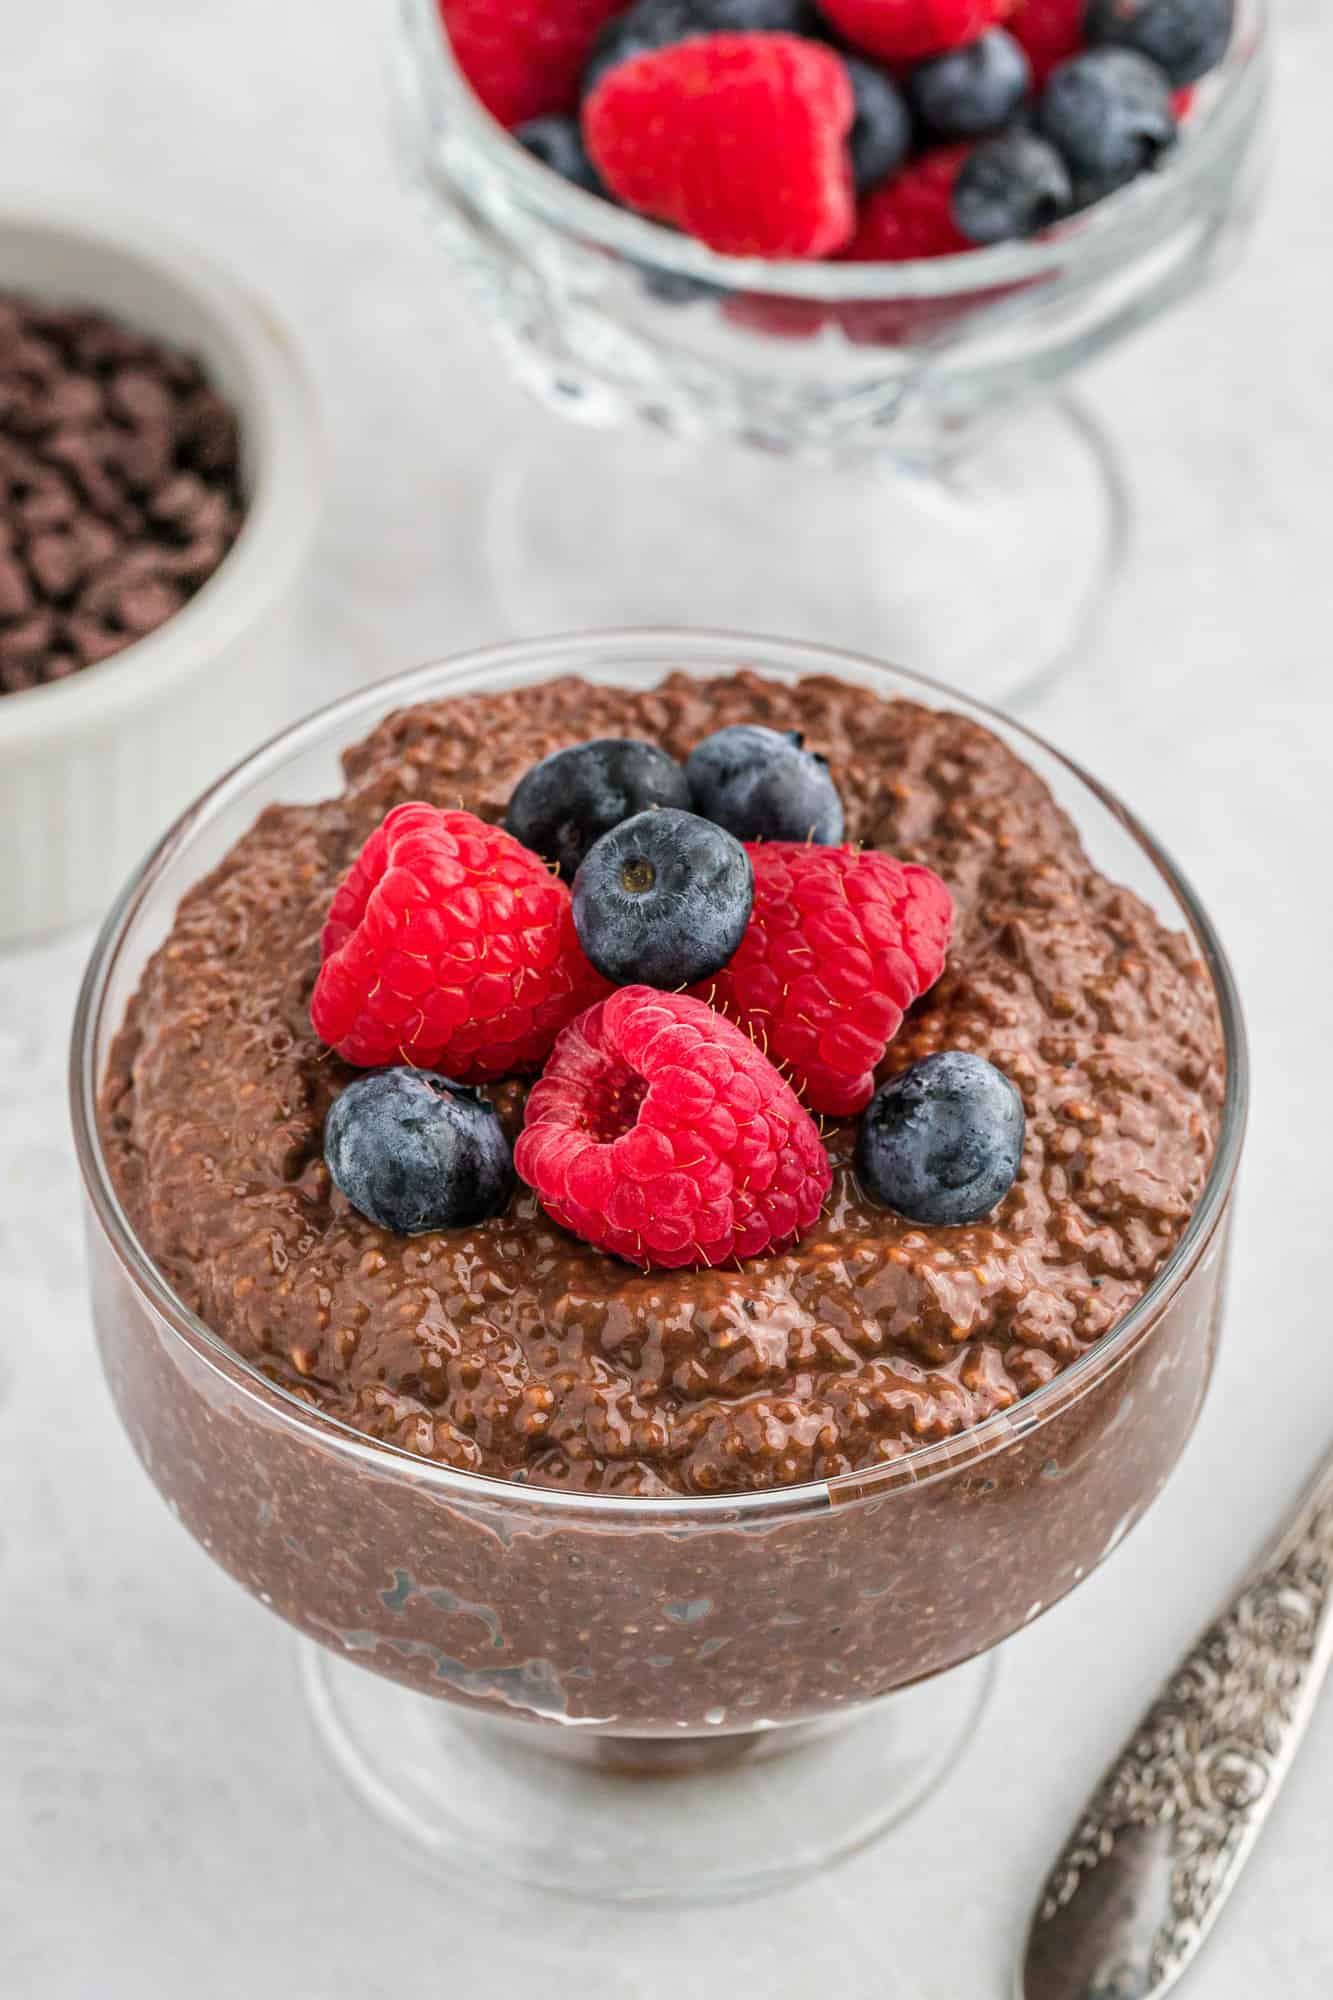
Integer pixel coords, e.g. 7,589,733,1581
692,0,822,27
1086,0,1234,86
953,130,1072,244
516,116,607,196
910,30,1033,142
855,1051,1025,1226
1038,47,1176,184
686,724,844,845
584,0,825,97
584,0,703,96
505,737,689,879
572,808,753,987
325,1070,515,1236
845,58,913,193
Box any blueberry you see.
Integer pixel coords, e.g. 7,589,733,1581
844,58,913,194
515,116,607,197
505,738,690,879
691,0,823,28
1086,0,1234,87
1038,47,1176,185
686,724,844,845
584,0,702,96
909,30,1033,142
325,1069,515,1236
855,1051,1025,1226
572,808,753,987
952,130,1072,244
584,0,824,97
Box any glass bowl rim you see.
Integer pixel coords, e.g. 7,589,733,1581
401,0,1270,303
70,626,1249,1526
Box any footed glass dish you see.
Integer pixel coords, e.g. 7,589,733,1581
72,630,1248,1903
391,1,1269,705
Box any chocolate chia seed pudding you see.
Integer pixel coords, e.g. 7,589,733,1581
87,661,1238,1736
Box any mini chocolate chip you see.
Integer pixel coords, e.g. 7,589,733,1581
66,613,131,666
107,365,175,430
0,607,56,658
179,387,239,474
113,577,185,635
40,375,104,428
0,554,32,619
27,530,83,599
18,480,78,532
149,471,210,529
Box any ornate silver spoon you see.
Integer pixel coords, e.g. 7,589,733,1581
1020,1441,1333,2000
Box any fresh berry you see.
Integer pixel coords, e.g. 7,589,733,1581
1086,0,1233,87
686,723,844,843
952,128,1071,240
505,737,689,879
1038,47,1176,185
1006,0,1086,87
324,1068,515,1235
515,986,831,1268
694,0,825,26
583,0,703,97
584,34,857,258
572,808,754,987
815,0,1009,64
516,115,607,194
843,145,971,259
696,842,954,1116
855,1050,1025,1223
844,57,914,193
439,0,625,127
584,0,826,96
909,29,1033,141
311,803,606,1080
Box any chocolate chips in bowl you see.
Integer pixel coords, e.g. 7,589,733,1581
0,292,246,698
0,202,321,942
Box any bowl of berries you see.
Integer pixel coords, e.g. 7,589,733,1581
74,628,1246,1902
394,0,1269,703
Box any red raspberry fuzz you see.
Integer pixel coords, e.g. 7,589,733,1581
818,0,1011,63
1007,0,1086,86
515,988,832,1270
843,146,972,261
311,803,606,1082
438,0,624,128
584,34,857,259
697,844,954,1117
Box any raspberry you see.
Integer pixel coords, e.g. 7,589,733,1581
1007,0,1086,86
311,803,606,1081
696,843,954,1116
515,988,832,1269
584,34,857,259
438,0,624,129
842,146,972,260
817,0,1010,64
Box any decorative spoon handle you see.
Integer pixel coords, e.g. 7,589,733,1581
1020,1442,1333,2000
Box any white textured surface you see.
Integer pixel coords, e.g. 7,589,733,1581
2,2,1332,1995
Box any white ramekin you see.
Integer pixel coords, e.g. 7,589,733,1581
0,199,323,942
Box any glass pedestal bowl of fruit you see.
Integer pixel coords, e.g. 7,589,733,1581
393,0,1269,706
75,629,1247,1903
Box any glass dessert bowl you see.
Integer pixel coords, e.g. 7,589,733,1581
72,630,1247,1904
392,1,1269,706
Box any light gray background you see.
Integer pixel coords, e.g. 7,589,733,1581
2,2,1330,1994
